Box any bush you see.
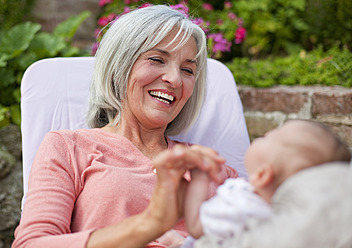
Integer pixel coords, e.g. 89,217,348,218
228,0,352,57
0,11,91,127
302,0,352,51
0,0,36,30
226,46,352,87
230,0,309,57
95,0,246,59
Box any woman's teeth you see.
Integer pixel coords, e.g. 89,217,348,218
149,91,174,104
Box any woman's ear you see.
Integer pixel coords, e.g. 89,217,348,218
250,164,274,189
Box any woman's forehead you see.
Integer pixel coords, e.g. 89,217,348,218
150,34,197,58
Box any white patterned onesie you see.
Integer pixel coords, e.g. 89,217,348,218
182,178,272,247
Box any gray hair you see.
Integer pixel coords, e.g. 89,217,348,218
87,5,208,136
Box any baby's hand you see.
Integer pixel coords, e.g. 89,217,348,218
184,169,211,239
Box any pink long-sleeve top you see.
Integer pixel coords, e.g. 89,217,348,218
13,129,238,247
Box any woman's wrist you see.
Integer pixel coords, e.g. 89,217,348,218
86,211,164,248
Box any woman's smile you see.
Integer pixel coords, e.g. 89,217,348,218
149,90,176,105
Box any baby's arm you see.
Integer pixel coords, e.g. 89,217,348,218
185,169,210,239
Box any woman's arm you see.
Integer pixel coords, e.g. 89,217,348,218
14,135,225,248
87,145,226,247
13,132,93,248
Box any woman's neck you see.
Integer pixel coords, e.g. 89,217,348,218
102,122,168,160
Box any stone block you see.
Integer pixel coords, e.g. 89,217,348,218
312,87,352,117
245,115,279,141
323,123,352,148
238,86,309,114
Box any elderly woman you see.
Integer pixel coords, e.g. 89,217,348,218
13,5,238,248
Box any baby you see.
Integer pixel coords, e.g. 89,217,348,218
183,119,351,247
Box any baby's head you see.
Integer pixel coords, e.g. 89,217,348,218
244,119,351,203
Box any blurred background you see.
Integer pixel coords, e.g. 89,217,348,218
0,0,351,247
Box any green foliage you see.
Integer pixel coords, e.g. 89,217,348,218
0,11,91,127
0,0,36,29
226,46,352,88
54,11,91,41
302,0,352,51
96,0,352,60
96,1,245,59
231,0,352,57
230,0,309,57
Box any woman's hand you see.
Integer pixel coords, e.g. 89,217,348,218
146,144,226,234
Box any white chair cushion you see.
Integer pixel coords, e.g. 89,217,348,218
20,57,250,209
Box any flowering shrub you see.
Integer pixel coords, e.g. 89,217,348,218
226,45,352,87
94,0,246,60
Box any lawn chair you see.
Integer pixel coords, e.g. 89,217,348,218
20,57,250,209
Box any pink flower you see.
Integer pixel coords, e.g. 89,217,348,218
124,0,131,4
202,3,214,11
97,16,110,26
94,28,102,38
216,19,223,26
238,18,244,26
228,12,237,21
224,1,232,9
91,42,100,55
192,18,204,26
138,3,152,8
99,0,113,7
235,27,246,44
170,4,189,17
208,33,231,53
192,18,209,33
97,13,117,27
123,7,131,13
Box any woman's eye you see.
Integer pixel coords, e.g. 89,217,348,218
148,57,164,64
182,68,194,75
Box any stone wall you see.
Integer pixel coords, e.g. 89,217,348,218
238,85,352,147
0,125,22,248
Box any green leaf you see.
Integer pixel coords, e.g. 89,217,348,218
0,105,10,127
0,22,41,59
60,46,81,57
290,0,306,10
0,105,8,122
29,32,66,58
291,18,309,31
16,51,39,70
0,67,16,87
13,88,21,103
53,11,91,41
0,54,9,67
10,104,21,126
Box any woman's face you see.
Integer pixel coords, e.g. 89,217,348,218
123,30,198,131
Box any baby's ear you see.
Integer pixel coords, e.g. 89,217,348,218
250,164,274,188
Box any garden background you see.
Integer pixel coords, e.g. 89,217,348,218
0,0,351,247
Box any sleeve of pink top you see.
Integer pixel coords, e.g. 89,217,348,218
12,132,95,248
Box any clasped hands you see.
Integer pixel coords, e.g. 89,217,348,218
147,144,226,235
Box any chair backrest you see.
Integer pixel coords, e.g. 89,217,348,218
21,57,250,208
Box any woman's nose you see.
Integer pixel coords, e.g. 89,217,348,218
162,66,182,88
